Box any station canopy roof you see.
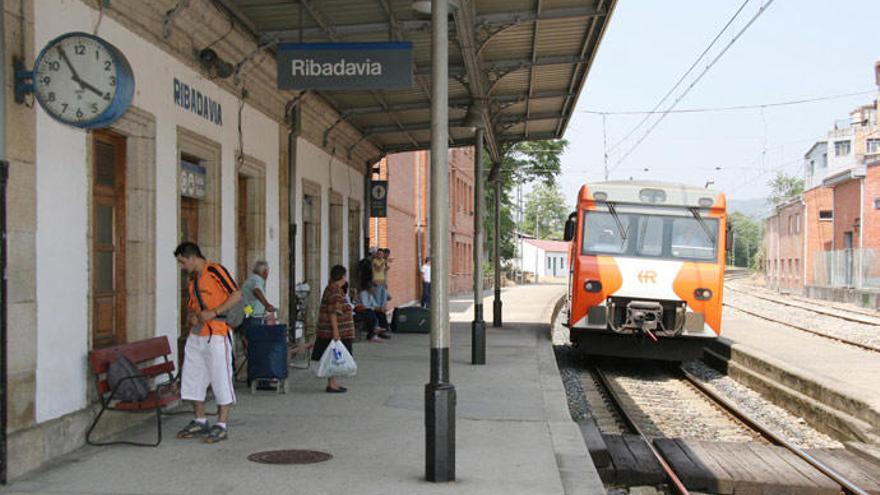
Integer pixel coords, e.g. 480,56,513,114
218,0,617,163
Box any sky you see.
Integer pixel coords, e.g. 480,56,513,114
556,0,880,205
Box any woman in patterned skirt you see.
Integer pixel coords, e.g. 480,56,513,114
311,265,355,393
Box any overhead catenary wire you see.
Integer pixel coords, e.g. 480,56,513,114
609,0,777,175
605,0,753,154
581,89,877,116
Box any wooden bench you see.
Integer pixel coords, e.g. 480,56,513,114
86,336,179,447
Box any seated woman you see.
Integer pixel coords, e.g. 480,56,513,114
359,285,391,340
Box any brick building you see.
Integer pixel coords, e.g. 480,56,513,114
765,62,880,290
369,148,476,307
764,198,805,290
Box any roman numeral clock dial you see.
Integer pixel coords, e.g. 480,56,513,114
31,32,134,129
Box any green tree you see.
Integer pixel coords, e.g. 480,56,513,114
522,182,568,239
727,212,763,269
767,171,804,207
485,139,569,264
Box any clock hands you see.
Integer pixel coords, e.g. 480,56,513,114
57,46,82,84
56,45,105,98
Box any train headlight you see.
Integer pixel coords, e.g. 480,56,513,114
694,288,713,300
584,280,602,293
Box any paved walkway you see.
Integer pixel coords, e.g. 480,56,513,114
2,284,605,495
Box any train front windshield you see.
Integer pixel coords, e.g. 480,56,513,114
582,208,719,262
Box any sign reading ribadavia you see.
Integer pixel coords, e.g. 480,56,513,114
277,42,413,90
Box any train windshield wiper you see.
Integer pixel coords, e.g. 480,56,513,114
606,202,627,242
689,207,716,244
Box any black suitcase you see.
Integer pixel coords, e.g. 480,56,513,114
391,306,431,333
244,321,289,393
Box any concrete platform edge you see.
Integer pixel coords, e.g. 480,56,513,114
536,302,607,495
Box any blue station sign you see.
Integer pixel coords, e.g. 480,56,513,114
277,42,413,91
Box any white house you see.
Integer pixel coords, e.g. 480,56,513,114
521,239,570,282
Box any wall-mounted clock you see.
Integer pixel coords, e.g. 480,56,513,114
31,32,134,129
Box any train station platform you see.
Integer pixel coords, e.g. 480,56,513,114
1,284,606,495
713,305,880,444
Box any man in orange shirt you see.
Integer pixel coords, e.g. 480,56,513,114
174,242,242,443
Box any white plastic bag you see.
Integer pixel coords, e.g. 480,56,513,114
315,340,358,378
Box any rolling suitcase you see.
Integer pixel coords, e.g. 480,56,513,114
391,306,431,334
244,321,289,394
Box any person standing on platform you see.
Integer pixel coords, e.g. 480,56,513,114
241,260,275,323
312,265,356,393
420,257,431,309
174,242,241,443
371,248,389,303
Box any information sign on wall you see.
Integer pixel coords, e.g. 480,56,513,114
180,159,207,199
370,180,388,218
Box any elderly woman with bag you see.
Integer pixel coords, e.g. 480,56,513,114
311,265,356,393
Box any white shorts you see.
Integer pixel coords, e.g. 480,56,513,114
181,333,236,406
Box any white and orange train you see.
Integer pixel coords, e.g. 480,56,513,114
563,181,729,361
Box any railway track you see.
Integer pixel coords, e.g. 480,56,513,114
725,285,880,326
589,363,875,495
722,286,880,354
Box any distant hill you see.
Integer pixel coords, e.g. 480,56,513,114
728,198,772,218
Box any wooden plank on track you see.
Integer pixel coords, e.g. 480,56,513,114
578,417,611,468
603,434,639,486
652,438,712,492
770,448,847,494
622,434,666,486
677,439,737,494
695,441,764,495
806,448,880,495
743,442,826,495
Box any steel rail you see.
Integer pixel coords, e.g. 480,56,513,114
680,369,870,495
592,366,690,495
722,300,880,354
725,285,880,326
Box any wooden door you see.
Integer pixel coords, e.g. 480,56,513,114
92,131,127,348
237,175,248,284
180,197,199,335
302,193,321,340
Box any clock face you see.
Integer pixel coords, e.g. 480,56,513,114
32,33,134,128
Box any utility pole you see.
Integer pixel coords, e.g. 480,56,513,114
602,113,609,181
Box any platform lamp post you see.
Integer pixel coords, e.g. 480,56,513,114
423,0,456,483
463,103,486,364
492,171,503,327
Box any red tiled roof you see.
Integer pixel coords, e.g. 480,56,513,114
524,239,570,252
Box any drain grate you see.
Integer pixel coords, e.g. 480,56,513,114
247,449,332,465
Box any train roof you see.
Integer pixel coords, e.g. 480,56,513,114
577,180,726,209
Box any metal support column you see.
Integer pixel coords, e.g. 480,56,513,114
425,0,455,483
471,128,485,365
492,175,503,327
0,0,9,481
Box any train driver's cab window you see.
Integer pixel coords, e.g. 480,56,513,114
636,216,663,257
671,218,717,260
582,211,627,254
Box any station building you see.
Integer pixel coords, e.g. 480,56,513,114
3,0,373,477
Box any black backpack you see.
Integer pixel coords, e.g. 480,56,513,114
107,354,150,402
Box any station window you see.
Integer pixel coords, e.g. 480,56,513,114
819,210,833,221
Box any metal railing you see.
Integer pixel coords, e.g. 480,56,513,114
813,249,880,289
